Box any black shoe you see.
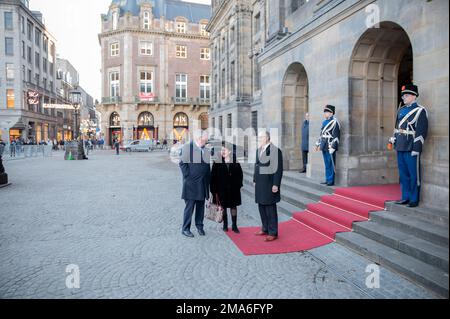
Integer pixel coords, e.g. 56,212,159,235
223,226,229,232
223,213,228,232
320,182,328,185
299,169,306,174
198,229,206,236
231,215,239,233
395,200,410,205
327,183,335,187
182,230,194,238
407,202,419,208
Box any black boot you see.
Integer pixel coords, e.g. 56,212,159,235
223,211,229,232
231,215,240,234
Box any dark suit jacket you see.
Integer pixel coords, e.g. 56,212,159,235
253,144,284,205
179,142,211,201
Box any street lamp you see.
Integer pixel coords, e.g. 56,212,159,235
69,90,82,140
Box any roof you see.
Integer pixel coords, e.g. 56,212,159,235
104,0,211,23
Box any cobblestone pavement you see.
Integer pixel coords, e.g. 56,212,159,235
0,151,437,299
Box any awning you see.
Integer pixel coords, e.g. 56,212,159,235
11,118,26,130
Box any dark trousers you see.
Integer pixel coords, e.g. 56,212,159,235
115,147,119,155
258,204,278,236
322,151,336,184
183,200,205,232
397,151,421,203
302,151,309,170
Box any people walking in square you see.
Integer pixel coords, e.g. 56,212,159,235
210,142,243,234
315,105,341,186
179,130,211,238
114,138,120,155
253,131,284,242
391,84,429,208
300,113,310,173
10,139,16,157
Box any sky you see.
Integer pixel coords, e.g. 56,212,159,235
29,0,212,102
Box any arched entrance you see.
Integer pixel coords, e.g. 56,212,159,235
109,112,122,146
137,112,155,140
349,22,413,184
282,62,309,170
173,112,189,142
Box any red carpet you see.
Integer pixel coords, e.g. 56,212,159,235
227,184,401,256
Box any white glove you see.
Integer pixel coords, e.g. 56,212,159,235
389,137,396,144
411,151,420,157
329,148,336,155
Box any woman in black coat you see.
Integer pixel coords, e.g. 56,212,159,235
210,144,243,233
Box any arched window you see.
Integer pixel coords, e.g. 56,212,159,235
138,112,154,127
174,112,189,128
110,112,121,127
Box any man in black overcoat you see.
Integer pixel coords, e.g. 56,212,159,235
253,131,284,242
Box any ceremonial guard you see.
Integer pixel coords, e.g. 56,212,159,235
315,105,341,186
390,84,429,208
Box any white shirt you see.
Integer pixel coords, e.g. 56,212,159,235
260,143,270,158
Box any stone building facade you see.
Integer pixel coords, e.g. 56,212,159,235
98,0,212,146
0,0,59,143
209,0,449,211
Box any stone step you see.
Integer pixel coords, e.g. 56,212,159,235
242,178,317,211
241,185,303,218
353,221,449,272
242,168,334,194
369,211,449,248
385,202,449,227
336,231,449,298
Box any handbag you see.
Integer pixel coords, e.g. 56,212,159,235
206,194,224,223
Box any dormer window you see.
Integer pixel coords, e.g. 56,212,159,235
112,10,118,30
143,11,151,30
200,23,209,36
176,21,186,34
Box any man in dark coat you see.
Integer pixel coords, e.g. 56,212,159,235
179,131,211,238
253,131,284,242
300,113,310,173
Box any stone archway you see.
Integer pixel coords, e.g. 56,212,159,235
282,62,309,171
348,22,413,184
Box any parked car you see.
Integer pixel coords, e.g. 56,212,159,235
122,140,154,152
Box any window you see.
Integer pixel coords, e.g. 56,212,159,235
230,61,235,95
35,73,39,86
43,78,47,89
43,36,48,53
255,62,261,91
4,12,13,30
35,28,41,47
28,69,32,82
174,113,189,127
27,46,32,63
43,58,47,74
200,75,210,100
219,116,223,135
21,16,25,34
200,24,208,36
254,13,261,34
6,90,15,109
176,21,186,33
110,72,120,97
199,113,209,130
35,52,40,69
251,111,258,135
22,65,25,80
175,74,187,99
140,71,153,94
27,20,32,41
22,41,26,58
176,45,187,58
111,42,119,56
112,11,118,30
5,38,13,55
143,11,151,29
139,41,153,55
221,68,225,99
6,64,14,80
214,74,218,103
200,48,210,60
227,114,232,129
49,62,54,75
138,112,154,126
50,81,54,92
291,0,305,13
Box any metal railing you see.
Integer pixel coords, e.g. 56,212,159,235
102,96,122,104
1,144,55,160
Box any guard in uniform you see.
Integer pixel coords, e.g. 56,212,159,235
316,105,341,186
390,84,429,208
